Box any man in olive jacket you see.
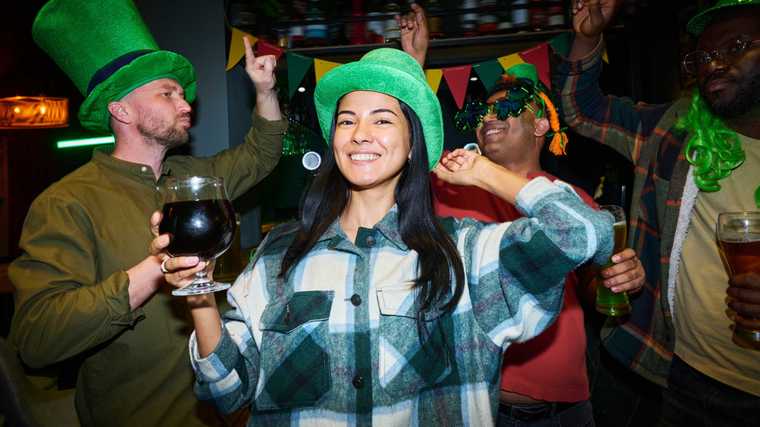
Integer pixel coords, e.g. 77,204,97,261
9,1,285,425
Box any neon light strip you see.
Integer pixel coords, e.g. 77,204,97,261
56,136,115,149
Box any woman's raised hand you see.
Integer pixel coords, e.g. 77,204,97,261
433,148,486,187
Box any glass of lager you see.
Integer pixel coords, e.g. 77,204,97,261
595,205,632,316
716,211,760,350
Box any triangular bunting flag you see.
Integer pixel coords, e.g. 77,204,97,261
518,43,551,89
548,33,571,57
549,33,608,63
442,65,472,109
497,53,525,73
226,27,257,71
286,52,313,99
256,40,284,60
426,69,443,93
314,59,341,83
473,59,504,93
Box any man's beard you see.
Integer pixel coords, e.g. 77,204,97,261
702,72,760,118
137,116,189,149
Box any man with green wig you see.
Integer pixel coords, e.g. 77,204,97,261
555,0,760,424
9,0,285,425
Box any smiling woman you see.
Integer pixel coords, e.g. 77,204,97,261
155,47,615,426
332,91,412,193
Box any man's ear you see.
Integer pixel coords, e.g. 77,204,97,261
107,101,130,125
534,117,550,138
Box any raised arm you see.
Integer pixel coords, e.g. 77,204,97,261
554,0,671,164
435,150,614,345
569,0,617,60
398,3,429,67
168,36,287,200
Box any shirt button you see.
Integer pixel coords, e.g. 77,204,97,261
352,375,364,389
365,235,375,247
140,166,148,173
350,294,362,306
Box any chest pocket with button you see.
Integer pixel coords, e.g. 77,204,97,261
376,284,455,400
255,290,334,410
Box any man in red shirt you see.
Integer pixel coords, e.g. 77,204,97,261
398,7,645,425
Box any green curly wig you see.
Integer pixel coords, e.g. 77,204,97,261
676,89,760,207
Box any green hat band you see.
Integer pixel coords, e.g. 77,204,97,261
314,48,443,171
87,49,154,94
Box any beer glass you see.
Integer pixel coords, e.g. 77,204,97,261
595,205,632,316
716,211,760,350
159,176,236,296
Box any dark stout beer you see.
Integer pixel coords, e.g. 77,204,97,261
159,199,236,259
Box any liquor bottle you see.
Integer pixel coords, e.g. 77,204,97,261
460,0,479,37
529,0,549,30
288,1,307,48
548,1,566,27
366,0,386,44
383,1,401,43
347,0,368,45
478,0,499,34
511,0,529,29
496,0,512,33
304,0,327,46
426,0,444,38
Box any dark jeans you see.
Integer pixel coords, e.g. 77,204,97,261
660,356,760,427
585,312,663,427
497,401,595,427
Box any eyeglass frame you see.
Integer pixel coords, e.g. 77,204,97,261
682,36,760,75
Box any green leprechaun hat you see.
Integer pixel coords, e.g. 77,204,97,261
32,0,196,133
687,0,760,35
315,48,443,171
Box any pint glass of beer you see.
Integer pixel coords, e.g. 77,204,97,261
717,211,760,350
595,205,632,317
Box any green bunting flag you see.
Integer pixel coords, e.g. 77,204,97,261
286,52,313,99
473,59,505,94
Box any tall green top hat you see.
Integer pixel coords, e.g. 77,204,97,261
314,48,443,171
687,0,760,35
32,0,197,133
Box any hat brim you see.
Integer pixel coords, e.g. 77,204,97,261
687,1,760,35
314,61,443,171
78,50,196,133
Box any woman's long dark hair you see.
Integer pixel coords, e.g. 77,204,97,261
280,98,465,324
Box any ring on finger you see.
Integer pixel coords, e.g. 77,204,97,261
160,258,171,274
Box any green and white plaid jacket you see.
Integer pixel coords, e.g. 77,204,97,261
190,177,613,426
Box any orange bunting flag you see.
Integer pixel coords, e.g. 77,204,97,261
314,59,341,83
226,27,257,71
442,65,472,109
426,69,443,93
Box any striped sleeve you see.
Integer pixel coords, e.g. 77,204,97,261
189,266,266,414
465,177,614,348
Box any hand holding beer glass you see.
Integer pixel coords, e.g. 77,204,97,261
716,211,760,350
159,176,237,296
595,205,632,317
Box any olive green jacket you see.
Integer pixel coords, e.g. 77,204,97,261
9,112,286,427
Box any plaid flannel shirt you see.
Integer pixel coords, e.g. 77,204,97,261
553,35,694,386
189,177,613,426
